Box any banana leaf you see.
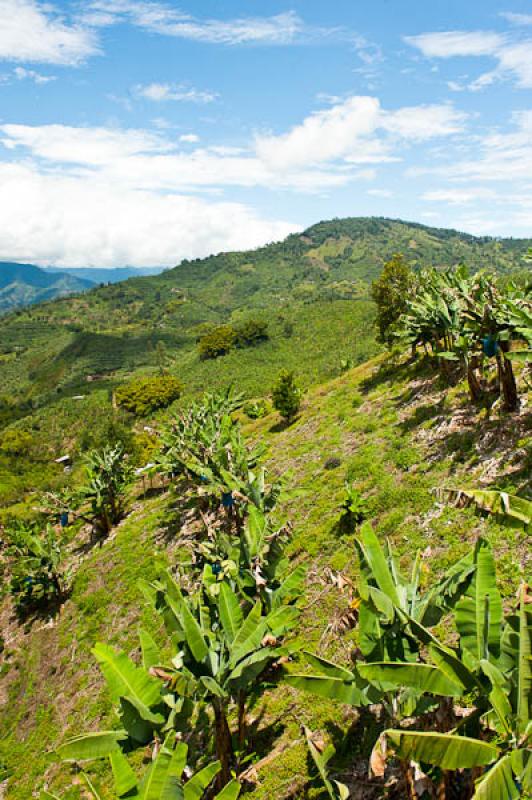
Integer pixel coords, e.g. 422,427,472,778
304,727,349,800
92,644,162,708
357,662,464,696
57,730,128,761
384,729,499,769
472,753,520,800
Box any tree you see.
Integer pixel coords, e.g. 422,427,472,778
198,325,236,360
271,370,301,422
233,319,269,347
370,253,414,345
115,375,182,416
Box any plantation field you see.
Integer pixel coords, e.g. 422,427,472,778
0,217,531,800
0,351,530,798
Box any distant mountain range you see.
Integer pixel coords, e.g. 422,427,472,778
43,266,168,283
0,263,168,313
0,262,94,314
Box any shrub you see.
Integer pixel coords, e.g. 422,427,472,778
115,375,183,415
340,483,368,524
271,370,302,422
233,318,269,347
198,325,236,360
243,399,268,419
0,429,33,456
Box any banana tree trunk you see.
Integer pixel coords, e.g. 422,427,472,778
237,691,247,752
213,701,233,788
466,358,483,402
496,348,518,411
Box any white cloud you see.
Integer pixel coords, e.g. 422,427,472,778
256,96,465,170
85,3,306,45
0,122,353,193
1,124,170,165
0,0,97,65
135,82,217,103
406,28,532,89
0,161,297,267
255,96,382,170
0,95,471,266
500,12,532,26
405,30,505,58
0,95,467,195
382,104,466,139
13,66,55,83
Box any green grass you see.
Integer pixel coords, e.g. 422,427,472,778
0,352,530,796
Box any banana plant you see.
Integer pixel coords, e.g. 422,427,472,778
305,726,349,800
45,734,241,799
373,581,532,799
340,483,368,526
143,571,301,786
4,522,68,615
76,444,134,537
395,266,532,410
434,487,531,532
353,522,474,668
58,569,301,792
286,523,475,721
195,506,304,604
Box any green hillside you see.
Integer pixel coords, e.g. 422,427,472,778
0,217,531,800
0,351,530,799
1,217,530,408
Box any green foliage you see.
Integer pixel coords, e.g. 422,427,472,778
290,525,531,799
305,727,349,800
340,483,368,525
0,428,33,456
198,319,269,360
374,577,532,798
271,370,302,422
233,318,269,347
370,253,414,345
242,398,268,419
55,564,301,791
3,522,67,614
198,325,236,360
50,734,241,799
115,375,183,416
395,266,532,409
77,444,134,536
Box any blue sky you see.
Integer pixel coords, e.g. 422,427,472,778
0,0,531,266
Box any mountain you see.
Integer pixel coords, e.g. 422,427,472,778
0,217,530,407
0,262,94,314
43,266,168,283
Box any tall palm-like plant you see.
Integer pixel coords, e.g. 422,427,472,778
77,444,134,537
55,567,301,791
373,579,532,799
4,522,67,614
